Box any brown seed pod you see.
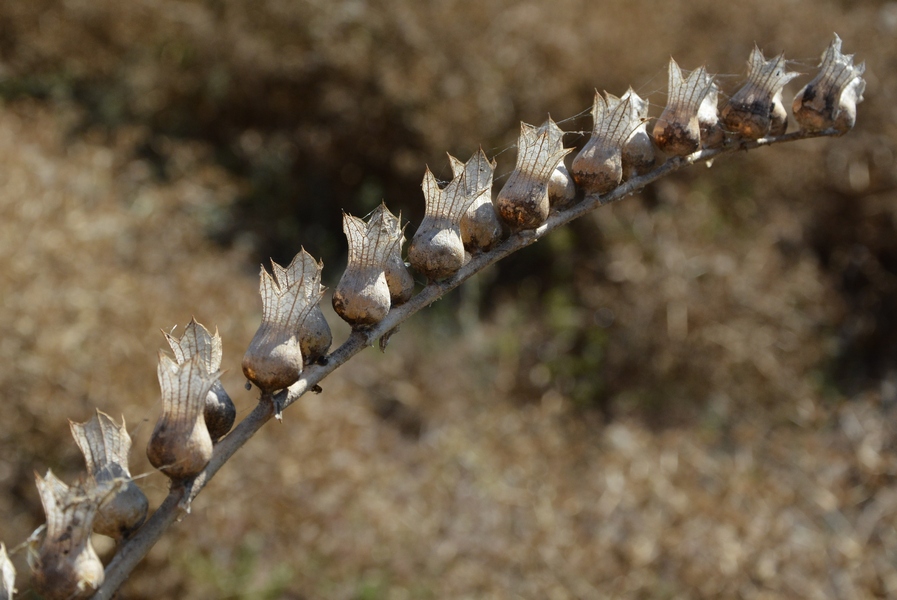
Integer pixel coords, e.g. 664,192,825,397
369,203,414,305
721,46,799,140
333,212,396,325
536,117,576,208
455,148,501,253
147,354,215,480
270,250,332,364
793,34,865,135
572,92,633,194
698,81,726,149
70,411,148,539
653,59,714,157
1,543,15,600
165,319,236,441
408,164,480,280
621,88,657,179
496,122,573,230
33,471,104,600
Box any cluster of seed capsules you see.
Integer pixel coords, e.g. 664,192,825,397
4,35,864,600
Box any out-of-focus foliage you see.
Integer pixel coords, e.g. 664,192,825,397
1,0,897,598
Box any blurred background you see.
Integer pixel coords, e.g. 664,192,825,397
1,0,897,597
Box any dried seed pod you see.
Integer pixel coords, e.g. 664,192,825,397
496,122,573,230
165,319,236,441
408,165,478,280
455,148,501,253
33,471,103,600
333,212,396,325
721,46,799,140
147,354,215,480
70,411,148,539
537,118,576,208
698,81,726,149
270,250,332,364
621,88,657,178
793,34,865,135
243,257,324,392
653,59,714,157
369,203,414,305
572,92,633,194
1,543,15,600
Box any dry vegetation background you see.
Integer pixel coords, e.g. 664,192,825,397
1,0,897,598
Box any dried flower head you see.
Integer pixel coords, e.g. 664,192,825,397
496,122,573,230
535,117,576,208
147,354,216,480
333,211,397,325
165,319,236,442
456,148,502,253
269,250,332,364
369,203,414,305
408,163,481,280
621,88,657,178
697,80,726,149
722,46,799,140
0,543,15,600
653,59,715,157
243,254,326,392
572,92,633,194
33,471,104,600
793,34,865,135
70,410,148,539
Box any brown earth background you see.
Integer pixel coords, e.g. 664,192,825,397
2,0,897,598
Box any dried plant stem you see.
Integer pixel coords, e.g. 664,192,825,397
92,127,839,599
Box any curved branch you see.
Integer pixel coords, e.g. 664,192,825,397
91,127,840,599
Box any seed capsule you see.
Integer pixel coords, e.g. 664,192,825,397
165,319,236,441
70,411,148,539
333,211,396,325
408,163,480,280
147,354,215,480
536,118,576,208
653,59,714,157
1,543,15,600
455,148,501,253
698,81,726,149
793,34,865,135
496,122,573,230
621,88,657,178
572,92,633,194
369,203,414,305
269,250,332,363
33,471,104,600
722,46,799,140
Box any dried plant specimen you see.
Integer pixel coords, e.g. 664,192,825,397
408,164,479,280
269,250,332,364
536,117,576,208
0,543,14,600
165,319,236,441
333,212,396,325
722,46,799,139
621,88,657,178
147,354,215,480
33,471,103,600
369,203,414,305
653,59,715,156
793,34,865,135
455,148,501,253
496,122,573,230
698,80,725,149
70,411,148,539
243,255,326,391
572,92,633,194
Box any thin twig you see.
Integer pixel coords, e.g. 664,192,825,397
91,127,840,599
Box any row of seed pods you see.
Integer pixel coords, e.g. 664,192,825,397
6,35,863,600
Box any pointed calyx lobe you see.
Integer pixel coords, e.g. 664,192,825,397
333,210,397,326
70,410,148,539
653,59,716,157
166,318,236,441
793,33,865,135
457,148,501,253
243,251,327,391
621,88,657,178
496,122,573,230
537,118,576,208
572,92,633,194
722,46,799,139
369,203,414,305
